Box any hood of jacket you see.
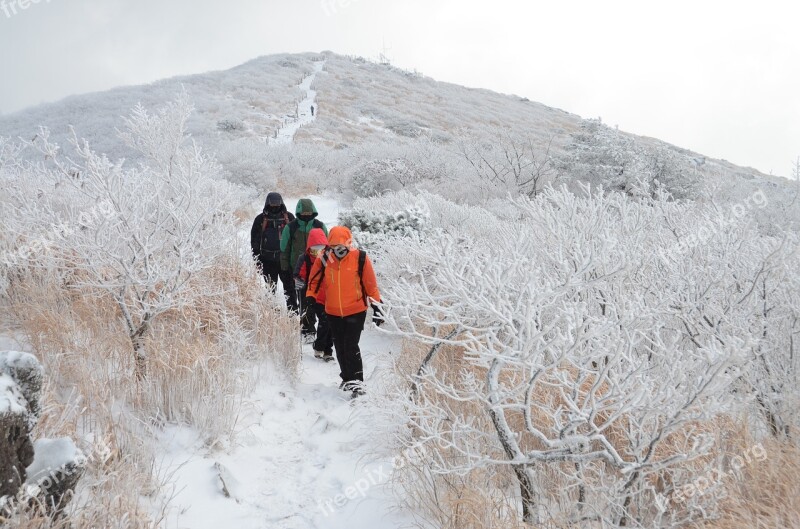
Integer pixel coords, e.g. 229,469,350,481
295,198,319,218
306,227,328,250
327,226,354,248
264,192,287,214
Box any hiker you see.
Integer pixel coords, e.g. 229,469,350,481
293,228,334,362
310,104,315,117
281,198,328,332
306,226,383,397
251,192,295,309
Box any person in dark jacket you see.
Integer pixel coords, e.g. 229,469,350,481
251,192,295,310
281,198,328,336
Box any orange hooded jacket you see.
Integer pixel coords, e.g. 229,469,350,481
306,226,381,317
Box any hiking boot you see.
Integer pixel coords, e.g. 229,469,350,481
350,382,366,399
314,350,324,359
322,353,335,362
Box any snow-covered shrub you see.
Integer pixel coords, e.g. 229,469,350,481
561,119,700,200
216,137,274,189
347,138,452,198
456,128,559,198
7,95,244,378
339,191,430,251
1,96,303,527
376,185,799,527
216,117,246,132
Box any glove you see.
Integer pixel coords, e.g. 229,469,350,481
294,278,307,290
371,304,384,327
305,296,316,307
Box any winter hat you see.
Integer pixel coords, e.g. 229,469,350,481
295,198,318,217
328,226,354,250
264,192,284,211
306,228,329,250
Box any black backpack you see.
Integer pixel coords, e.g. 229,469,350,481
259,212,289,261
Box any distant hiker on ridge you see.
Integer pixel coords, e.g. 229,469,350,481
251,192,295,309
281,198,328,337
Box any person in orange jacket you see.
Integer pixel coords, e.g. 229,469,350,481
306,226,382,397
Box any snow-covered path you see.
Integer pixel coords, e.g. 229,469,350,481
163,196,411,529
163,335,405,529
270,61,325,146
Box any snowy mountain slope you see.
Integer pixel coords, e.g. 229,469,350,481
0,53,321,166
0,50,785,189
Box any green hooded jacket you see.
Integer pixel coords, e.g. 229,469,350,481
280,198,329,271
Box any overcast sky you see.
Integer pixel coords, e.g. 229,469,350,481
1,0,798,176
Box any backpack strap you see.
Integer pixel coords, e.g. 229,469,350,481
358,250,368,307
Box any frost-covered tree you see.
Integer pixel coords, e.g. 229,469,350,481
456,128,557,198
377,186,797,526
562,119,699,200
5,96,243,378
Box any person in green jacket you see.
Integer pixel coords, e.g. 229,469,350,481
281,198,328,337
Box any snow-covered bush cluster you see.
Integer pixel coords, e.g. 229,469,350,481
339,191,430,251
560,118,701,200
0,97,301,527
372,185,799,528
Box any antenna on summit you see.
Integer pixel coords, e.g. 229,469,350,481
379,38,392,65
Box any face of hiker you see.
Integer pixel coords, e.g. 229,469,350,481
309,245,325,258
332,245,349,259
299,213,314,222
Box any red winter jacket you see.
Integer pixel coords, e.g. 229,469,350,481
294,228,328,304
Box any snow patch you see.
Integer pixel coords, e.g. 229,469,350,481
25,437,84,485
0,372,26,415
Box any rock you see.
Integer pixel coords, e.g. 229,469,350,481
0,372,35,498
214,461,241,502
25,437,86,516
0,351,44,420
0,351,43,500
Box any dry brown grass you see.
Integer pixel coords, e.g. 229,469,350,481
393,336,800,528
1,250,299,527
696,427,800,529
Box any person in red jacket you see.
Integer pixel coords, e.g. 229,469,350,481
294,228,334,361
306,226,382,397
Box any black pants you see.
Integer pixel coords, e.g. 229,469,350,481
298,287,317,335
328,311,367,383
312,303,333,354
260,260,297,312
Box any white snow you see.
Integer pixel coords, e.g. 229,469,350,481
0,372,26,415
0,350,41,375
25,437,84,484
270,61,325,146
162,332,408,529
